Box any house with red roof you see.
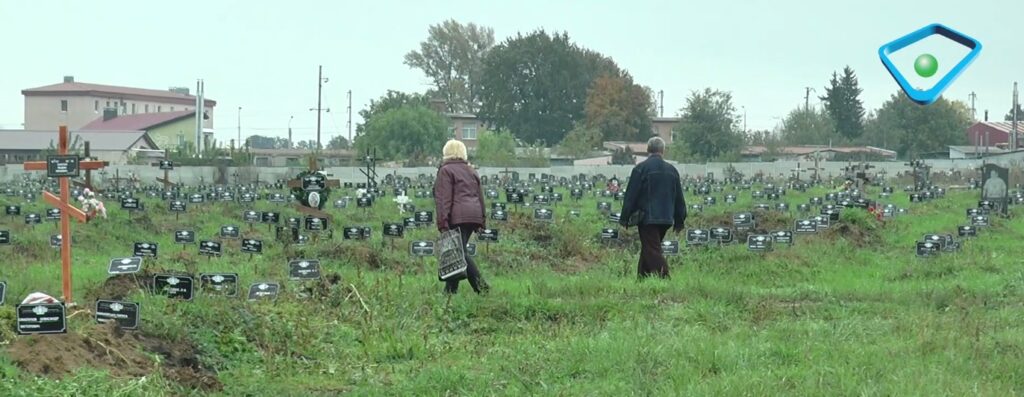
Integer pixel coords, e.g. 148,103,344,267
21,76,215,148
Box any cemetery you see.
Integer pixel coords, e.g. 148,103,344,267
0,143,1023,395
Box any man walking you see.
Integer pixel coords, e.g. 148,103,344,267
620,137,686,279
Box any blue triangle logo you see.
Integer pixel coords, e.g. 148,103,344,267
879,23,982,105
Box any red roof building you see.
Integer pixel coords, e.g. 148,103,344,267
967,121,1024,149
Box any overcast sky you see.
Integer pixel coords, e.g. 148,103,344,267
0,0,1020,145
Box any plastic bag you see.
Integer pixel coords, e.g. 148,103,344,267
437,228,468,281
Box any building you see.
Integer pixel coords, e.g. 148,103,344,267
0,129,157,165
948,145,1008,159
651,117,680,143
446,113,480,149
967,121,1024,148
741,146,897,161
249,148,355,167
80,110,209,152
22,76,216,131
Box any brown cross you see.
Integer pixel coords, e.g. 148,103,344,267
151,149,177,190
71,141,109,192
22,126,107,304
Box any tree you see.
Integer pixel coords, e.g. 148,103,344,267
778,107,837,145
327,135,350,150
245,135,289,149
609,148,636,165
295,140,321,150
1005,103,1024,121
584,75,653,142
671,88,743,161
861,92,971,158
404,20,495,113
356,90,431,138
474,129,517,166
354,105,448,164
557,124,602,159
478,30,621,145
820,66,865,140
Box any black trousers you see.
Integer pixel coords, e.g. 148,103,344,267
445,224,487,294
637,224,671,279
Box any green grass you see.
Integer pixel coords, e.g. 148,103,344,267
1,182,1023,396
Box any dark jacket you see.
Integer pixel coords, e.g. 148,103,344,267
434,159,486,231
620,154,686,227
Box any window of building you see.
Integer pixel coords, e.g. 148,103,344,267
170,106,175,112
157,106,162,112
255,157,270,167
448,126,456,138
145,104,149,113
178,133,186,148
461,124,478,140
285,157,300,166
106,101,111,108
60,100,68,112
131,103,136,114
94,100,99,112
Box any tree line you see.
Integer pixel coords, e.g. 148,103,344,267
255,20,997,163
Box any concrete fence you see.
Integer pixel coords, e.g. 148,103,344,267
1,158,1020,185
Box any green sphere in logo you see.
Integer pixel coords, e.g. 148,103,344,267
914,54,938,78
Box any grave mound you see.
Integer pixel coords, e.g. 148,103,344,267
6,323,221,391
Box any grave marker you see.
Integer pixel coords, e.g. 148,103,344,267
199,273,239,297
199,241,222,257
107,257,143,275
95,300,140,330
16,303,66,334
153,275,194,300
133,242,158,258
288,259,322,280
685,229,710,246
247,282,280,301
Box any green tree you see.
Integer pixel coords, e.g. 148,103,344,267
671,88,743,161
404,20,495,113
779,107,837,145
861,92,971,158
326,135,350,150
356,90,431,137
473,129,517,166
557,124,602,159
584,74,653,142
295,140,321,150
478,30,621,145
355,105,448,164
1005,103,1024,121
821,66,866,140
245,135,289,149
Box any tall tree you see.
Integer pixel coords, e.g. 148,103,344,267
558,124,602,159
354,105,448,164
861,92,971,158
326,135,350,150
821,66,866,140
245,135,290,149
778,107,837,145
671,88,743,161
584,74,654,142
1005,103,1024,121
356,90,431,138
474,129,517,166
404,20,495,113
477,30,621,145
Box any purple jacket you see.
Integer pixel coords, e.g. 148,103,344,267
434,159,486,231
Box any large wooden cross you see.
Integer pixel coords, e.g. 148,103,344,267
23,126,107,304
152,149,177,190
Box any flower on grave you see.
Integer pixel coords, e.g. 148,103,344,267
393,194,410,214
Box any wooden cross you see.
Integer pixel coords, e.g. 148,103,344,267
22,126,107,304
71,141,109,192
151,149,177,190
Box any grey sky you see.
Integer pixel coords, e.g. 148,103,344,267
0,0,1019,145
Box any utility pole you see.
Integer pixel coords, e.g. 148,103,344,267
658,90,664,117
236,106,242,149
195,79,205,157
1013,82,1019,151
804,87,815,112
968,92,977,120
347,90,353,143
309,65,330,151
287,115,294,149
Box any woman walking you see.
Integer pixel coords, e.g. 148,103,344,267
434,140,489,294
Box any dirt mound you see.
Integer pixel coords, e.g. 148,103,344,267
6,323,221,391
821,221,881,247
84,267,176,302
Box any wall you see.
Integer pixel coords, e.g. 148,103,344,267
3,157,1023,185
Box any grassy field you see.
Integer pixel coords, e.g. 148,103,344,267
0,179,1022,396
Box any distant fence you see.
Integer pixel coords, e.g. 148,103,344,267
1,158,1020,185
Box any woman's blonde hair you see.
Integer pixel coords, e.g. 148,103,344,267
442,139,468,161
